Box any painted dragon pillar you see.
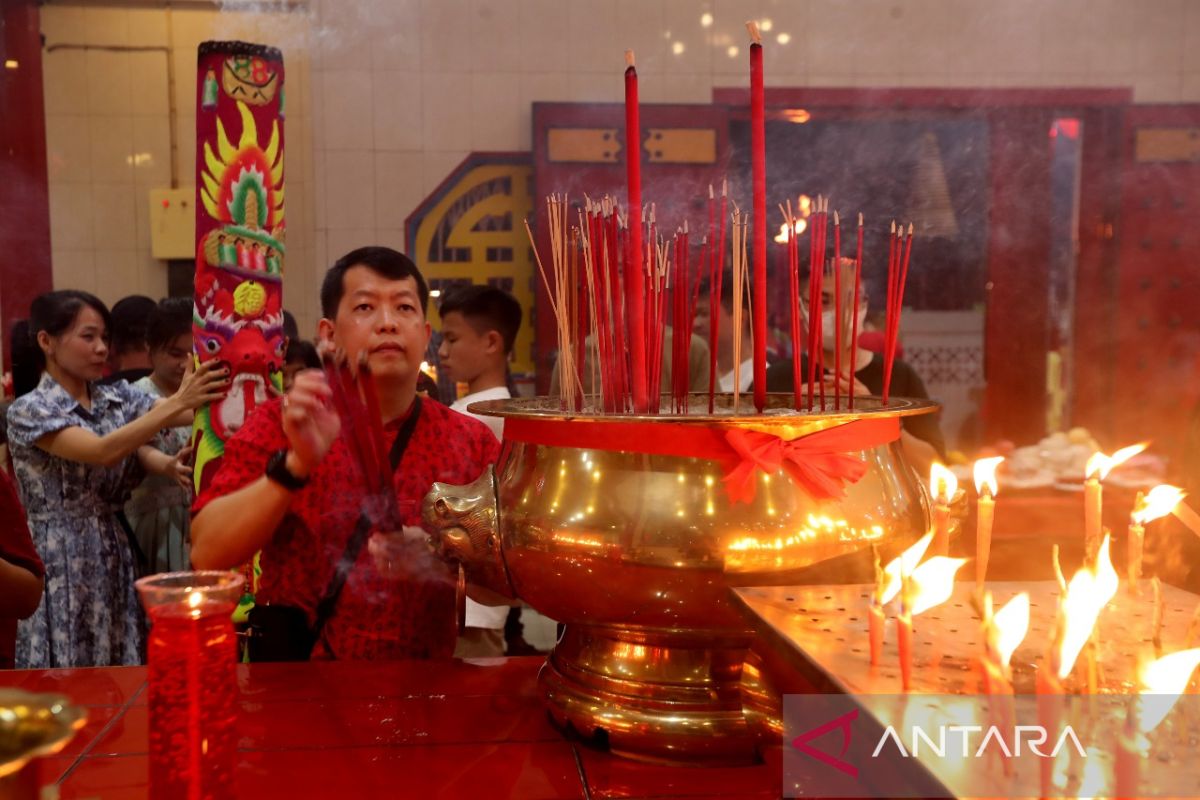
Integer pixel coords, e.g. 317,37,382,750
193,42,286,609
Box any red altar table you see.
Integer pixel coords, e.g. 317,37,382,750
1,658,782,799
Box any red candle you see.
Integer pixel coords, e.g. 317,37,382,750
706,185,718,412
624,52,649,413
137,573,243,800
748,23,767,412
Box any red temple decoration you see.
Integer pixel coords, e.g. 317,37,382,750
192,41,286,495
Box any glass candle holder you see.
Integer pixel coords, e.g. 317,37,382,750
136,571,244,800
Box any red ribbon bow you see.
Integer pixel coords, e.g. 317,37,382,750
721,419,899,504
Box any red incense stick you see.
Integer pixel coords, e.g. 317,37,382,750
748,22,767,413
624,51,649,413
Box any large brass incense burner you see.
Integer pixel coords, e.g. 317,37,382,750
423,394,939,765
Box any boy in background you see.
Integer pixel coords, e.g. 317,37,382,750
436,284,525,657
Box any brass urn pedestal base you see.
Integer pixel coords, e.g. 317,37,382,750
538,624,769,765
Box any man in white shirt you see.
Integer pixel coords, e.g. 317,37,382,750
693,272,764,393
436,284,522,657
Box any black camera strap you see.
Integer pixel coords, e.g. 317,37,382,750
309,396,423,649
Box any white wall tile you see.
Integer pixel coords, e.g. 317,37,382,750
89,115,134,184
51,249,96,294
49,184,95,251
421,73,472,152
1182,72,1200,100
1133,75,1182,102
566,72,621,102
129,51,170,117
661,0,711,76
42,49,89,116
323,151,377,230
375,152,426,230
128,9,169,48
86,50,133,116
92,183,138,251
373,72,424,151
320,70,374,151
132,115,172,188
471,0,525,74
326,228,377,265
370,0,422,72
519,0,568,73
419,0,472,73
471,73,522,150
85,7,130,47
45,114,92,183
40,5,89,46
567,0,619,73
92,250,141,307
312,4,372,72
136,249,168,300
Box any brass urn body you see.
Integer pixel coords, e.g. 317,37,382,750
424,395,938,764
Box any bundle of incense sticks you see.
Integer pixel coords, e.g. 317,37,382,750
322,351,401,530
882,221,915,403
526,186,915,416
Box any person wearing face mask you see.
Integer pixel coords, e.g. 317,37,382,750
762,259,944,475
125,297,197,574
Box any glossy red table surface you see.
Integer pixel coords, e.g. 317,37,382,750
0,657,782,799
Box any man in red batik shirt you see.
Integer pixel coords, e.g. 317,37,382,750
191,247,500,660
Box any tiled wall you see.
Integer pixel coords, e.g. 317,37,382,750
38,0,1200,341
38,3,317,335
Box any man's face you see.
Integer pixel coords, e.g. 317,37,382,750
437,310,496,385
319,265,430,383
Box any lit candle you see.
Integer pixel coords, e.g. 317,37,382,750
929,463,958,556
897,553,966,691
898,570,913,691
869,544,885,666
746,21,767,413
973,456,1004,588
1114,698,1144,800
980,592,1028,696
1084,443,1147,564
1128,484,1185,593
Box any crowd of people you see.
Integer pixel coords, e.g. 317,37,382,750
0,245,942,670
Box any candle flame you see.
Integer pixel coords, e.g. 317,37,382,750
1085,442,1148,480
973,456,1004,497
187,590,203,609
880,531,933,605
1138,648,1200,732
993,593,1030,669
1056,534,1119,680
908,556,967,616
1132,484,1186,525
929,463,958,503
773,218,808,243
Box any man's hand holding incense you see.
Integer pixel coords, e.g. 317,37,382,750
282,369,341,477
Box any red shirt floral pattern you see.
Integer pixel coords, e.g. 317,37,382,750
194,397,499,660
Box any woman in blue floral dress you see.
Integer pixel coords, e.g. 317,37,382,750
6,291,227,668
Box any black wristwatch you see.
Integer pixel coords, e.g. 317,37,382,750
265,449,309,491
